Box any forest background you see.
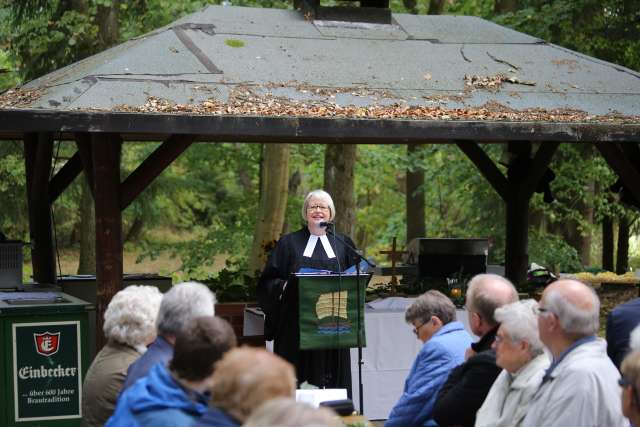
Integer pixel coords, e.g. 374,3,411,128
1,0,639,289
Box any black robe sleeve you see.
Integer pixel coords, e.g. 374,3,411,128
257,233,292,341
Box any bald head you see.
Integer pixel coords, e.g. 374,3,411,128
542,279,600,337
466,274,519,327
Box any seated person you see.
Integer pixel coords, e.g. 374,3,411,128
607,297,640,369
194,347,297,427
433,274,519,427
521,280,627,427
475,300,550,427
106,316,236,426
243,398,342,427
620,351,640,426
82,285,163,427
385,290,472,427
122,281,216,390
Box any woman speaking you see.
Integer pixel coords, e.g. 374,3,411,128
257,189,357,391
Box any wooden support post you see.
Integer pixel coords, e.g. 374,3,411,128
406,144,426,242
24,132,57,284
92,133,122,350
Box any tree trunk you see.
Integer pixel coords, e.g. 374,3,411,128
602,215,614,271
247,144,290,276
427,0,446,15
77,178,96,274
282,170,301,235
406,144,426,243
324,144,357,239
494,0,518,13
96,0,120,49
616,215,630,274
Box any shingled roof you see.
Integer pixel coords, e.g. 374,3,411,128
1,5,639,142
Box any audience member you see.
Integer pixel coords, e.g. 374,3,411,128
82,285,163,427
475,299,550,427
521,280,628,427
106,316,236,426
243,398,342,427
433,274,519,427
122,281,216,390
608,298,640,368
386,290,472,427
620,351,640,426
194,347,297,427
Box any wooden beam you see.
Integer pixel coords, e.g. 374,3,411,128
24,132,57,284
49,151,82,203
92,133,122,350
455,140,508,201
596,142,640,205
75,133,95,196
520,142,560,199
120,134,194,210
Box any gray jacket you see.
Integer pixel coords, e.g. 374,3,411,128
521,338,629,427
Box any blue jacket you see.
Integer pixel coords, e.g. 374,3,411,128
122,335,174,391
385,321,472,427
192,407,240,427
606,297,640,369
106,363,209,427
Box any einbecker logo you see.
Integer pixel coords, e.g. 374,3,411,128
33,332,60,357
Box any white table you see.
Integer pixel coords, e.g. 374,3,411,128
350,298,474,420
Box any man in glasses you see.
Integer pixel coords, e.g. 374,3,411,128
385,290,472,427
522,280,628,427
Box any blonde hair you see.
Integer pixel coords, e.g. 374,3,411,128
301,190,336,222
103,285,163,348
210,347,296,422
244,398,342,427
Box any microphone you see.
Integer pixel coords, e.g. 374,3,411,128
319,221,333,228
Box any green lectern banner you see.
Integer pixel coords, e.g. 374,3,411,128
297,273,369,350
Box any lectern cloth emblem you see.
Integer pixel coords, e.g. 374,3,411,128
297,274,367,350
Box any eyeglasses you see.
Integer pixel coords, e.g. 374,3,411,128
307,205,330,212
412,322,426,336
535,306,553,316
619,377,633,388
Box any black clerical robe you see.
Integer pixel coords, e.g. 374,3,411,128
257,227,356,392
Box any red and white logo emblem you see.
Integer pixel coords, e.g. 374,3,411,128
33,332,60,357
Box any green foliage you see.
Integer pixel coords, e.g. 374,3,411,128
198,261,258,302
529,229,583,273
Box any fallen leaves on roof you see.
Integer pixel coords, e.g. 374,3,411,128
464,73,536,92
0,89,42,109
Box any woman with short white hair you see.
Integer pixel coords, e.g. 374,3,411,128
475,299,550,427
82,285,163,427
257,189,358,390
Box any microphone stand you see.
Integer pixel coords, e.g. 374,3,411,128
323,224,375,416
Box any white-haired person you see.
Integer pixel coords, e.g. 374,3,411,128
257,189,358,391
122,281,216,390
521,280,628,427
243,398,342,427
82,285,163,427
475,300,550,427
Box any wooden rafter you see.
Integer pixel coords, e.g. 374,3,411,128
520,142,560,199
49,152,83,203
120,134,194,210
455,140,508,201
596,142,640,204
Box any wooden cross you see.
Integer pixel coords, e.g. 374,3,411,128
379,237,408,288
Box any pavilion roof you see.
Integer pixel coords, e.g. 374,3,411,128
1,5,638,142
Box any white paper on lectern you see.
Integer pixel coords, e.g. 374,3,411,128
295,389,348,408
